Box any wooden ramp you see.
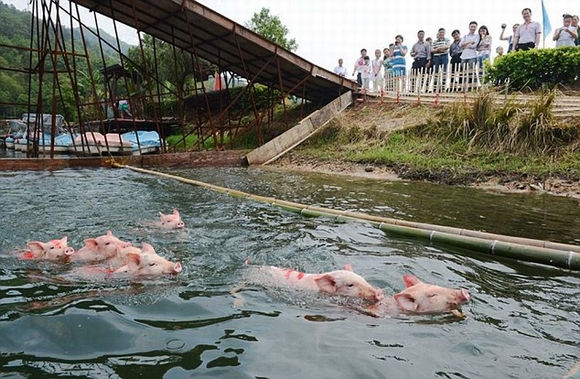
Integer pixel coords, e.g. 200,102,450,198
245,92,353,165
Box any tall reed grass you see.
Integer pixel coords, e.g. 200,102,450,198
431,90,578,155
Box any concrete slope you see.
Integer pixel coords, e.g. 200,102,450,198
245,92,353,166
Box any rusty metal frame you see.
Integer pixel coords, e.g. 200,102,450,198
0,0,353,160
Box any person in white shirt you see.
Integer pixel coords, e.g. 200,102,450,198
460,21,479,68
333,58,348,77
371,49,384,92
360,56,372,91
352,48,368,86
553,14,578,47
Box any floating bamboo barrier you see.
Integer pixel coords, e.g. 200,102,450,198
112,163,580,271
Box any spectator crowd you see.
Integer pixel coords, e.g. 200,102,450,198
333,9,579,92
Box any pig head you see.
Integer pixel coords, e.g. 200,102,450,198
22,236,75,260
394,275,470,313
158,209,185,229
362,275,470,316
71,231,131,262
112,242,182,276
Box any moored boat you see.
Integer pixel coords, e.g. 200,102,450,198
121,130,163,155
71,132,134,156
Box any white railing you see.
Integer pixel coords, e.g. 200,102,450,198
380,63,487,95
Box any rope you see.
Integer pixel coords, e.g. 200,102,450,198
110,163,580,271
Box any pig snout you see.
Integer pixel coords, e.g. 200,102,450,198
173,262,183,274
361,287,384,302
65,246,75,256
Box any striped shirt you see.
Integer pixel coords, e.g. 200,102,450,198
432,37,450,56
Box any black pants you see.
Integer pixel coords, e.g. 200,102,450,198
412,58,428,71
516,42,535,51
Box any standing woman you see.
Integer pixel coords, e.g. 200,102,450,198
390,35,408,77
553,14,578,47
476,25,492,69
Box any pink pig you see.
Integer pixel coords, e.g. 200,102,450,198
361,275,470,316
111,242,182,276
70,231,131,262
246,263,383,302
158,209,185,229
20,236,75,260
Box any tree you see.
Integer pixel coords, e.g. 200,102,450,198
245,8,298,52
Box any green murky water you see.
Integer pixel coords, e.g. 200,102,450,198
0,167,578,378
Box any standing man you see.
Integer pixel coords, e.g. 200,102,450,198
431,27,451,89
460,21,479,67
352,48,368,86
460,21,479,88
512,8,541,51
449,29,463,91
449,29,463,72
410,30,431,73
334,58,348,77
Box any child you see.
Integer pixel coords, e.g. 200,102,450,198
360,56,372,91
371,49,384,92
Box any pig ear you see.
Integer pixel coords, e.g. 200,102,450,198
141,243,155,255
173,209,180,216
84,238,98,249
403,275,421,288
394,293,419,312
126,252,142,265
106,230,114,236
314,274,338,294
342,263,353,272
26,241,45,255
61,236,68,244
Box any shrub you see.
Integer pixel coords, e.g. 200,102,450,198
485,47,580,91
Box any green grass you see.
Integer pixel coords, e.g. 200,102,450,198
297,93,580,183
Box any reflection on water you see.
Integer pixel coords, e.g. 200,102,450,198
0,167,578,378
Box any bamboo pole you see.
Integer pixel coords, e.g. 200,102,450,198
111,163,580,271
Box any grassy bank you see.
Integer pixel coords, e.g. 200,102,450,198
289,91,580,186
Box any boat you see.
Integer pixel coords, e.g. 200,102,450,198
121,130,163,155
71,132,134,156
6,114,71,154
